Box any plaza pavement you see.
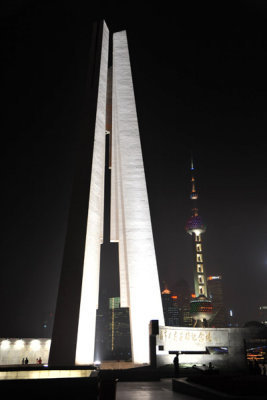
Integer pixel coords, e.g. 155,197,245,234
116,379,197,400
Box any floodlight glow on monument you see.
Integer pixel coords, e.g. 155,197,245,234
15,340,24,349
75,22,109,366
30,340,41,351
1,340,10,350
75,25,164,365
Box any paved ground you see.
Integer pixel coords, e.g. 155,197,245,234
100,361,142,369
116,379,197,400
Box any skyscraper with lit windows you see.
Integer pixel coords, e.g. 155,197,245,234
207,275,227,327
173,279,194,327
95,297,131,361
161,288,180,326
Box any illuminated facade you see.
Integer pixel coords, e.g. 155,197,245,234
0,338,51,365
49,22,164,366
95,297,131,361
207,275,227,327
161,289,180,327
172,280,194,327
259,306,267,326
185,159,213,325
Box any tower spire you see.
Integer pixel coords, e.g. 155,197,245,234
190,157,198,202
190,155,194,171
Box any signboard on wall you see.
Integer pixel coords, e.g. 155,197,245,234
157,326,229,352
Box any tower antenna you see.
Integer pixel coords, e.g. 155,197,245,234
190,153,194,171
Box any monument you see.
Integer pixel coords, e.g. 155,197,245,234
0,23,249,373
49,21,164,366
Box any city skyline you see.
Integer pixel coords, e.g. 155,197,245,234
1,1,267,338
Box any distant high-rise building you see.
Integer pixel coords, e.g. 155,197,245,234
108,297,131,360
185,158,213,326
161,289,180,326
226,308,239,327
259,306,267,325
95,297,131,361
172,279,193,327
207,276,227,327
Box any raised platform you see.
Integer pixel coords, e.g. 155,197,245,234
0,367,94,380
0,368,99,400
172,375,267,399
99,361,145,370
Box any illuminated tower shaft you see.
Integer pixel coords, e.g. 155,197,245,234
50,22,164,367
185,159,212,322
75,26,164,365
193,231,207,297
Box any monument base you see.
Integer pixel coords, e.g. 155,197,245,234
150,325,248,371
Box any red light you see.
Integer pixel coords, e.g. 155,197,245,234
171,295,178,299
191,294,196,298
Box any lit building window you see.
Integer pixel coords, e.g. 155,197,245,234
198,275,204,283
197,264,203,273
199,286,203,294
196,244,202,252
195,235,201,242
197,254,203,263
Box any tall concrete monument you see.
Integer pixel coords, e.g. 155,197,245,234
49,21,164,366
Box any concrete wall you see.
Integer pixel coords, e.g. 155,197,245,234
1,327,253,368
157,353,231,369
156,326,247,371
0,338,50,365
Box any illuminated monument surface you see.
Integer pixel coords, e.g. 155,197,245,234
0,23,249,373
49,22,164,366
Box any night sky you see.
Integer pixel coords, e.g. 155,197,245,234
1,1,267,338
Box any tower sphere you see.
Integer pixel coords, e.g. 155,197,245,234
190,295,213,321
185,215,206,235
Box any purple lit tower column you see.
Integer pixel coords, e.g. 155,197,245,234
185,158,213,326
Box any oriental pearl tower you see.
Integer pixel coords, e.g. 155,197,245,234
185,158,213,327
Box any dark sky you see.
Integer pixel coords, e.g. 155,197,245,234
1,1,267,337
